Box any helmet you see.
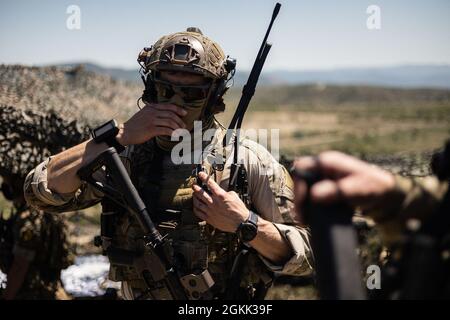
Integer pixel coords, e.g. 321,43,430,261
137,28,236,116
138,27,229,80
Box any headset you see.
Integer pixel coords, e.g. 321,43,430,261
203,56,236,117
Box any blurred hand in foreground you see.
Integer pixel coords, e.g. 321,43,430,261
292,151,396,216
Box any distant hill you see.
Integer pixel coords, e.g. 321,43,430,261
54,62,450,89
56,62,142,83
3,64,450,120
2,64,449,158
257,65,450,89
233,83,450,110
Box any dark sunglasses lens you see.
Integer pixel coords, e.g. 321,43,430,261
181,87,208,100
157,83,175,99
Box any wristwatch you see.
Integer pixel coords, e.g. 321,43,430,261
91,119,125,153
236,210,259,243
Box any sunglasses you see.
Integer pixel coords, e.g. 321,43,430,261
153,78,212,102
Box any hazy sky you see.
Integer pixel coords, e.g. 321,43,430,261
1,0,449,71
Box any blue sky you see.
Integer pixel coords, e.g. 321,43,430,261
1,0,449,70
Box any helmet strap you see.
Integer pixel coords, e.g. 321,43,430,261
202,77,227,120
141,71,158,104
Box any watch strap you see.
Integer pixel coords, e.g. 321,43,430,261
91,119,125,153
106,136,125,153
236,210,259,243
248,210,258,227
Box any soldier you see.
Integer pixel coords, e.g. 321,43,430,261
0,174,72,300
24,27,314,300
0,105,88,300
291,150,449,245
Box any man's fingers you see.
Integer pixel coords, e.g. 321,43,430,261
156,111,186,129
193,196,208,210
310,176,373,207
293,156,319,174
294,151,370,180
153,103,187,117
310,180,341,204
197,172,223,196
192,185,213,205
154,118,183,131
154,126,174,136
317,151,369,178
193,197,209,221
336,175,379,207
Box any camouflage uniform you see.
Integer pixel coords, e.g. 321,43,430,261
24,120,314,299
0,81,89,300
24,26,315,299
0,208,72,299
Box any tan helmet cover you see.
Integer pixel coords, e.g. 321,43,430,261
138,27,228,80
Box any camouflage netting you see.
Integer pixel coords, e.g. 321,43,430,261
0,105,90,179
0,64,145,178
0,64,141,124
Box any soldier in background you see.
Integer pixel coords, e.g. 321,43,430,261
0,105,89,299
0,174,72,300
291,150,448,244
292,148,449,299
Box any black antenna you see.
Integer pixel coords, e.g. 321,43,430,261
226,3,281,190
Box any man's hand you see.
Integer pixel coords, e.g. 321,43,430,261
293,151,396,212
47,102,187,194
193,172,292,263
192,172,249,233
116,103,187,146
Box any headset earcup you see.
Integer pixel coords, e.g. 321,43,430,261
204,78,227,117
214,79,228,114
141,73,158,103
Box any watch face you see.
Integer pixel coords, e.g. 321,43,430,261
239,223,258,242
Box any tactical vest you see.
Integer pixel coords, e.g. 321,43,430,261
101,139,241,299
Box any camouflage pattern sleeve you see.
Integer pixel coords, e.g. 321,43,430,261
366,175,449,245
223,139,314,277
24,156,104,213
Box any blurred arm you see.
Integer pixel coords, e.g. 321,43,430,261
2,255,30,300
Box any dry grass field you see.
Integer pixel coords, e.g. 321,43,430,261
220,84,450,158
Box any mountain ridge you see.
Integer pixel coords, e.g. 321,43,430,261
52,62,450,89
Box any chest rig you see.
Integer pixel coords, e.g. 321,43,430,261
0,208,71,281
98,139,240,298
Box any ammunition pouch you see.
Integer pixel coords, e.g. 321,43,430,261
180,270,215,300
85,142,256,300
97,200,215,300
